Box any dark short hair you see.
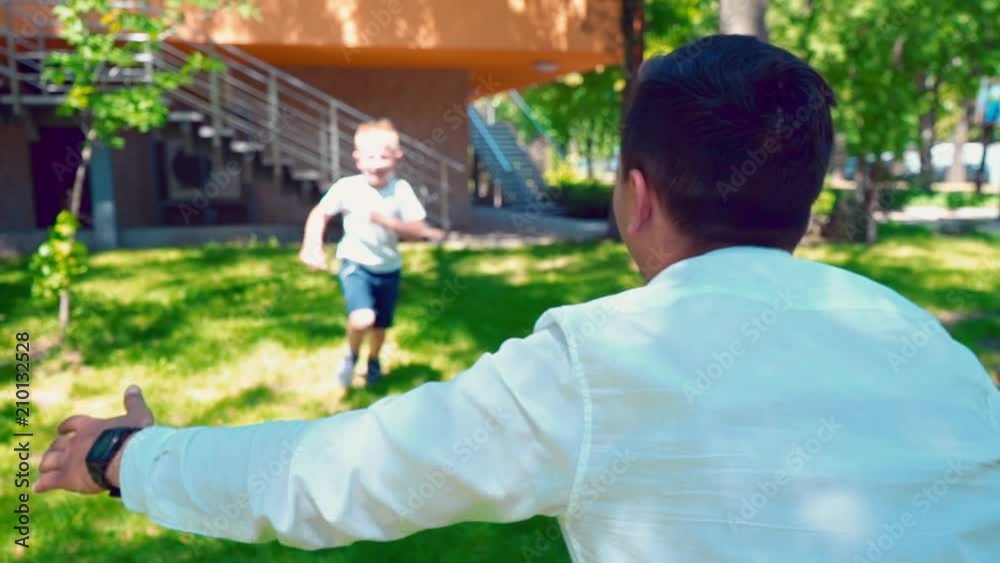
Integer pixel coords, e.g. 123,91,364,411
621,34,836,249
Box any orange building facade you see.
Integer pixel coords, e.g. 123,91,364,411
0,0,621,252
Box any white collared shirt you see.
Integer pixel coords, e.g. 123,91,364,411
121,247,1000,562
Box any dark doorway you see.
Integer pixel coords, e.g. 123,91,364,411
30,127,91,229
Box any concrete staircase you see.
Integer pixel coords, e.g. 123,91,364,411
468,106,558,212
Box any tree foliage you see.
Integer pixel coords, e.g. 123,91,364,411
770,0,1000,241
43,0,254,148
773,0,999,159
499,0,719,178
30,211,89,301
34,0,256,336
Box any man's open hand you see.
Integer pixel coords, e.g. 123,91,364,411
35,385,155,495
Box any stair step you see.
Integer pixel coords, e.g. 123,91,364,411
17,51,49,61
169,110,205,123
292,169,322,182
230,140,265,153
198,125,235,138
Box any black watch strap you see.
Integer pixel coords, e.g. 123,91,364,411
85,427,141,498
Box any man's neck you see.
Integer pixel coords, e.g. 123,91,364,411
640,241,794,281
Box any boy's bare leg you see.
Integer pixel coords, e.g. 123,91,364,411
369,329,386,358
348,309,376,358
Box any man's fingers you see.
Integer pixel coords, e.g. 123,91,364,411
123,385,154,425
57,414,94,435
34,470,65,493
38,447,66,473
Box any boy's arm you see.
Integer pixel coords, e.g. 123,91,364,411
114,321,581,549
300,185,342,269
370,214,444,241
371,179,445,241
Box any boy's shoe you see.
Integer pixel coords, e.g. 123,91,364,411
334,355,355,388
366,358,383,386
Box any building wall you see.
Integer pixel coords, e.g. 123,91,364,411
200,0,620,53
281,65,471,227
0,124,36,231
1,64,473,235
111,132,159,228
1,1,620,91
254,181,314,226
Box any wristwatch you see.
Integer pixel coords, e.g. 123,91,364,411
85,427,142,498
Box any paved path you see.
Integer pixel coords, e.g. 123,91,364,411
442,207,610,248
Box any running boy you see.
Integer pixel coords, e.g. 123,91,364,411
299,119,443,387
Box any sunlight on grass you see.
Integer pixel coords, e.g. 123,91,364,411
0,228,996,562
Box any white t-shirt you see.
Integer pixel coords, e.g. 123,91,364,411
317,175,427,273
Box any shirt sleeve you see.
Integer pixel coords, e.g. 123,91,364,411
394,180,427,223
120,319,582,550
317,180,345,216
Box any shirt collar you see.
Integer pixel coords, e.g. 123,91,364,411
647,245,793,286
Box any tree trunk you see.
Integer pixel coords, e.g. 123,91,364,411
70,129,96,216
860,162,880,244
611,0,645,241
831,133,847,183
947,99,975,183
975,124,994,194
59,127,96,338
821,161,879,244
917,111,935,190
584,132,596,180
916,79,939,191
621,0,646,111
720,0,769,42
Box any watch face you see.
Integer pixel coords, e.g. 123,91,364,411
87,429,123,463
86,427,139,492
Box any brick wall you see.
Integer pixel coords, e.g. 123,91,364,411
0,124,36,231
280,65,472,228
111,132,158,228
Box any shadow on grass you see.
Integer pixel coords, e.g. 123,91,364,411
61,245,348,372
31,241,634,378
185,385,280,427
343,362,443,410
16,512,570,563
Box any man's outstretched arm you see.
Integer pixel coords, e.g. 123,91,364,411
40,320,582,551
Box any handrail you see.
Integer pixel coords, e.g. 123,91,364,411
507,89,565,157
2,0,457,227
2,0,462,172
210,43,462,171
467,106,512,173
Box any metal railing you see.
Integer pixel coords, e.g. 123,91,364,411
467,106,512,173
0,0,462,227
506,90,564,157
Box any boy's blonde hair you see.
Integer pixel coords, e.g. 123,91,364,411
354,119,400,150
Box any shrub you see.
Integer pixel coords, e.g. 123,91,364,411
811,188,838,218
30,210,89,301
551,180,613,219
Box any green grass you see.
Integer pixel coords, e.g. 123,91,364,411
901,191,999,210
1,227,997,562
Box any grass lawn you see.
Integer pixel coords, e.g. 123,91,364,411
1,225,997,562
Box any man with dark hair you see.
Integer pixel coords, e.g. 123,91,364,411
620,35,835,253
38,36,999,562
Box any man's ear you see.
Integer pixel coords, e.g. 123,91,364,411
626,169,654,237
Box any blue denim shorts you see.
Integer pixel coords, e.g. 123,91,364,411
338,260,401,328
